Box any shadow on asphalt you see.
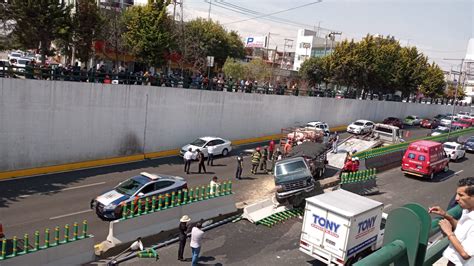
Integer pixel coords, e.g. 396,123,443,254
0,141,273,208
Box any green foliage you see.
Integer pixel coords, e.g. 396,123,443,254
73,0,104,64
122,1,174,67
222,57,245,80
446,83,466,100
245,58,270,81
300,34,447,99
7,0,73,62
181,18,245,72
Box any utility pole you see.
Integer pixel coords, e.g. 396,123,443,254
281,39,293,69
207,0,211,21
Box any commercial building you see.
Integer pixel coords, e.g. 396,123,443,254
463,38,474,104
293,29,338,71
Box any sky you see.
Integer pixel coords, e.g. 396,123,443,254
174,0,473,71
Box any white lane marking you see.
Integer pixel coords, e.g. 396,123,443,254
384,204,392,210
454,170,464,175
60,182,106,191
49,209,92,220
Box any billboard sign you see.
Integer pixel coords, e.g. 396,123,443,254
245,36,267,48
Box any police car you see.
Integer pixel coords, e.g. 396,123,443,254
90,172,187,220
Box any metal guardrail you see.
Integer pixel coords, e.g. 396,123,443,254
356,127,474,159
0,220,90,261
120,180,233,220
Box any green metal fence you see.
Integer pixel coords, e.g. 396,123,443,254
356,127,474,160
340,168,377,184
0,220,90,261
120,180,233,220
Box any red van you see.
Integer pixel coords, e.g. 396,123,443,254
402,140,449,180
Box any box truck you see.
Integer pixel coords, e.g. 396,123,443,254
299,189,386,265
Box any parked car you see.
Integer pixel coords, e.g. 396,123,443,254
421,118,440,129
383,117,403,128
180,136,232,158
305,121,330,136
347,119,375,134
0,59,9,77
440,116,459,126
431,126,451,136
402,140,449,180
463,136,474,152
434,114,447,121
443,142,466,161
7,51,23,61
452,119,472,129
403,115,421,126
90,172,187,219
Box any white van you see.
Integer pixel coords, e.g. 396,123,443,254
305,121,330,136
373,123,405,144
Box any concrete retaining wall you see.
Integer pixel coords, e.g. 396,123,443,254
106,194,236,246
1,237,95,266
0,78,469,172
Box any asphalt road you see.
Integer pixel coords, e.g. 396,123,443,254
118,149,474,266
0,127,432,245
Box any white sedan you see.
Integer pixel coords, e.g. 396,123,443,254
180,136,232,158
347,120,375,134
443,142,466,161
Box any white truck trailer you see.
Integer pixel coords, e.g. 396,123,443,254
299,189,386,265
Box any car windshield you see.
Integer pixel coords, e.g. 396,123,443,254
18,59,29,65
115,178,145,196
443,144,455,150
354,122,364,126
190,138,207,147
406,116,414,120
276,160,307,176
11,53,21,57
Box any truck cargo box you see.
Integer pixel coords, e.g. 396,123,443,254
300,189,384,265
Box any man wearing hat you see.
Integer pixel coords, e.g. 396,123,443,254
178,215,191,261
251,147,262,174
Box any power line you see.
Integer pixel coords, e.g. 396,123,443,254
221,0,323,26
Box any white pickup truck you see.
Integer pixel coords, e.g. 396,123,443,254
299,189,386,265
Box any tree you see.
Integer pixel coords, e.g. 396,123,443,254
72,0,104,65
122,1,174,67
298,56,327,87
222,57,245,81
180,18,245,73
419,62,446,100
393,46,428,99
245,58,270,81
8,0,73,63
445,83,466,100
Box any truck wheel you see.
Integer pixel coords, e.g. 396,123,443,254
275,194,287,204
289,195,305,208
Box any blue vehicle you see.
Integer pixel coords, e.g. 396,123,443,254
90,172,187,220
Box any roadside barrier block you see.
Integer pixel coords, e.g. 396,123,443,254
0,221,92,264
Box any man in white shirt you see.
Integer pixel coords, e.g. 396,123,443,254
190,222,204,266
183,148,194,174
207,143,215,166
429,177,474,266
210,176,220,195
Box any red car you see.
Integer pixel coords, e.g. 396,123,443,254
383,117,403,128
452,119,472,129
421,119,440,129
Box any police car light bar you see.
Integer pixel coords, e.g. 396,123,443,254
140,172,160,180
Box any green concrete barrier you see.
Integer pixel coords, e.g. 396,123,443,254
0,220,90,261
340,168,377,184
119,180,233,221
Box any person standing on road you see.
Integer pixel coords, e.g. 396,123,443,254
268,140,275,161
332,132,339,154
429,177,474,266
209,176,220,195
190,222,204,266
260,147,268,173
269,148,281,175
236,153,243,180
284,140,292,156
196,149,207,174
183,148,194,174
178,215,191,261
251,147,261,174
207,143,215,166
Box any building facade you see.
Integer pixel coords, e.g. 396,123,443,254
463,38,474,104
293,29,337,71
